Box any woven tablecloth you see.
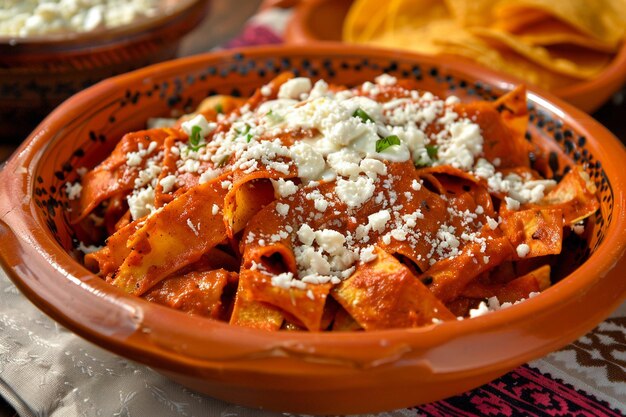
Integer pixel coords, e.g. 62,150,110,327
1,7,625,417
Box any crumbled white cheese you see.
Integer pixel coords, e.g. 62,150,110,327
368,210,391,233
126,152,143,167
436,120,483,171
276,203,290,217
486,217,499,230
271,178,298,197
159,175,177,194
297,224,316,246
0,0,161,37
290,142,326,181
198,169,220,184
181,114,215,139
505,196,521,211
260,85,272,97
278,77,312,100
65,182,82,200
314,229,346,256
359,246,377,263
335,176,375,208
572,222,585,235
516,243,530,258
127,186,155,220
469,301,490,318
375,73,397,86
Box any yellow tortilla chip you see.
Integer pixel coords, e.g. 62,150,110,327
444,0,501,27
495,0,626,48
342,0,622,91
471,27,613,79
342,0,391,42
493,9,552,32
437,36,580,89
511,18,618,52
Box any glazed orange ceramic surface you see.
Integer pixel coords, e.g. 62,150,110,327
1,45,626,415
281,0,626,113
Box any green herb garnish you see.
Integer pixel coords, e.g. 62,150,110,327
426,144,438,159
375,135,401,153
242,124,253,142
233,124,253,142
215,103,223,114
189,125,204,151
217,154,230,168
353,108,374,123
266,109,284,124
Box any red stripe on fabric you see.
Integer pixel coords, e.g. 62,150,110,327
416,365,621,417
519,366,622,416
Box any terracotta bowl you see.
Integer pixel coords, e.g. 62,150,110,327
280,0,626,113
0,0,211,143
1,44,626,415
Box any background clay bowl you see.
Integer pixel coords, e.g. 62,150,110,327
277,0,626,113
0,0,211,143
1,45,626,415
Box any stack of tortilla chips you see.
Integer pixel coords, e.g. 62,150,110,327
343,0,626,90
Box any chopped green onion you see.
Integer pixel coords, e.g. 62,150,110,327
215,103,223,114
189,125,204,151
426,144,438,159
242,124,253,142
266,109,284,123
234,124,253,142
217,154,230,168
376,135,401,153
353,108,374,123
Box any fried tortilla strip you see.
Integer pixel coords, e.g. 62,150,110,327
223,167,296,238
461,264,550,302
230,270,284,331
458,85,534,169
84,219,142,277
333,248,456,330
538,167,599,225
75,128,176,222
242,269,332,331
331,304,363,331
111,180,228,295
143,269,237,318
500,208,563,258
425,231,514,302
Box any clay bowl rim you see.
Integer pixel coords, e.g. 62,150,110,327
1,43,626,377
0,0,209,50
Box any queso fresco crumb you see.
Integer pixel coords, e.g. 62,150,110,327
0,0,160,37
